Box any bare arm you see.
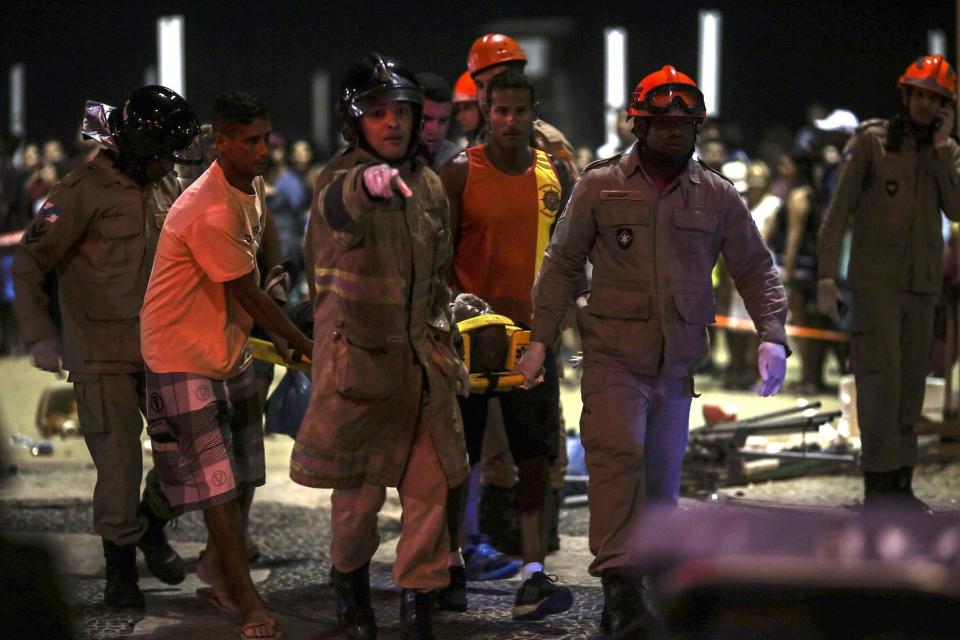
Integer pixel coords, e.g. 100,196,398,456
439,151,469,286
259,207,282,272
781,186,812,283
225,269,312,355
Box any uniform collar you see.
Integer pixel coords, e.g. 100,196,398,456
620,144,700,196
89,150,141,190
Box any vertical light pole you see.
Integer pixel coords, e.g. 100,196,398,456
927,29,946,56
698,10,722,118
9,63,25,141
157,15,185,97
597,27,627,158
312,70,331,157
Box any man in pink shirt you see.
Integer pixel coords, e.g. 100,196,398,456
141,92,312,639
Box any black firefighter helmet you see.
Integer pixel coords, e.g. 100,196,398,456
338,53,424,159
108,85,200,170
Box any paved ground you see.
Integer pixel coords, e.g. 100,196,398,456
2,353,958,639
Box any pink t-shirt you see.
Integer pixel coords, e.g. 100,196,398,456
141,161,265,379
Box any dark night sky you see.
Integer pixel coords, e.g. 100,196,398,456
1,0,954,157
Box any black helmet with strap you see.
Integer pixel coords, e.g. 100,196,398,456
108,85,200,172
338,53,424,159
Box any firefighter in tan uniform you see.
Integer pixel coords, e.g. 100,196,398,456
818,54,960,510
290,53,469,640
516,66,789,636
12,86,199,608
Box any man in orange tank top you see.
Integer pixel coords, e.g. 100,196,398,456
439,70,572,621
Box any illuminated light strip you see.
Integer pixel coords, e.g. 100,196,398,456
597,27,627,158
698,10,722,117
9,63,24,137
928,29,946,56
713,315,849,343
157,15,185,97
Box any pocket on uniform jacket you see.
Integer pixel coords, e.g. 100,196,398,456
673,208,719,262
673,291,717,325
70,374,109,434
96,215,145,267
335,329,403,400
587,286,650,320
428,330,461,380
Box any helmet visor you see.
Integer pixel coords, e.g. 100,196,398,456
351,87,425,117
82,100,120,153
642,84,705,115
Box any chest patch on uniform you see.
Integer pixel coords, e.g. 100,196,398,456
600,190,644,201
616,227,633,248
885,180,898,196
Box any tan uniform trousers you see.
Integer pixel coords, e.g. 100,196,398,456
72,371,169,546
850,289,936,473
579,366,693,576
330,422,450,592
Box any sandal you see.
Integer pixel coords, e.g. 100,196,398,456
196,586,239,614
236,613,282,639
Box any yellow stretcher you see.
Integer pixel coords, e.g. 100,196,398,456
250,338,311,373
250,315,535,393
457,314,533,393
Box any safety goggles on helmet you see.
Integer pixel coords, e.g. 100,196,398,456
634,83,705,116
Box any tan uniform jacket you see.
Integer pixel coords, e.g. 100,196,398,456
531,147,788,377
818,120,960,293
13,151,181,374
291,147,469,489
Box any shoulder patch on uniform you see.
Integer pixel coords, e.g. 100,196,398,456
582,154,622,174
697,159,733,185
37,200,62,223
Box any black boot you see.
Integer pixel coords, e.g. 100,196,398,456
103,539,145,608
400,589,434,640
332,563,377,640
863,470,899,510
136,500,185,585
435,565,467,612
600,572,645,637
895,466,935,513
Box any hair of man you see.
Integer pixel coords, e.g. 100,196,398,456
414,72,452,104
212,92,271,135
484,69,536,111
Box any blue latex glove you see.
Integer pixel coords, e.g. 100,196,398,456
757,341,786,397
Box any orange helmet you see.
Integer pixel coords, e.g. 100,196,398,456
898,54,957,101
627,65,706,120
467,34,527,76
452,71,478,103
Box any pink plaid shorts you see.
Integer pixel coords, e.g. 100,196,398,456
145,366,265,515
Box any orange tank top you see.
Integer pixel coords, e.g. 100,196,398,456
455,145,562,325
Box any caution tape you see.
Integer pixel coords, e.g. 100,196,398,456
713,315,849,342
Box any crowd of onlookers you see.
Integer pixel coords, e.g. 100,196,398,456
2,99,957,391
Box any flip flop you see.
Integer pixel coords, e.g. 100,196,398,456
237,615,283,639
196,586,240,614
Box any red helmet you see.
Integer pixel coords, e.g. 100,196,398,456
467,34,527,76
452,71,478,103
898,54,957,101
627,65,706,120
